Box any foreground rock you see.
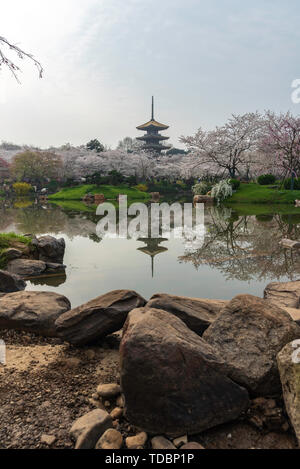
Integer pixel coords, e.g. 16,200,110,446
32,235,65,264
264,281,300,309
0,269,26,293
147,293,228,335
282,307,300,325
70,409,112,449
56,290,146,346
7,259,47,278
277,341,300,445
203,295,300,396
0,291,71,337
193,195,214,205
120,307,249,436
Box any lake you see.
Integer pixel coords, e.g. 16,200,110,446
1,199,300,307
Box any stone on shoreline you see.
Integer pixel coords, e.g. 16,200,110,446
0,269,26,293
70,409,113,450
282,307,300,325
203,295,300,396
120,307,249,436
277,341,300,445
0,291,71,337
264,281,300,309
32,235,65,264
7,259,47,278
146,293,228,335
55,290,146,346
3,248,23,261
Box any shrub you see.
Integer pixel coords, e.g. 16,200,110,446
13,182,32,196
148,180,180,194
228,179,241,191
257,174,276,185
135,184,148,192
192,181,212,196
283,178,300,190
211,180,233,204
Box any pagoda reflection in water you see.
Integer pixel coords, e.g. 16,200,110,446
137,237,168,278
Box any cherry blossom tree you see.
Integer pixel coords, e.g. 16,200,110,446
0,35,43,82
260,111,300,188
117,137,143,153
180,113,263,178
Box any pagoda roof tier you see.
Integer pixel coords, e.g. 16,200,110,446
137,119,169,131
143,143,171,150
136,134,170,142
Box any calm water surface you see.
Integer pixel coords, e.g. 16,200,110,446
1,200,300,307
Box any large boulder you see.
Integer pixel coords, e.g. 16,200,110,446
147,293,228,335
7,259,47,278
203,295,300,396
282,307,300,325
32,235,65,263
120,307,249,436
277,341,300,445
264,281,300,309
56,290,146,346
0,269,26,293
0,291,71,336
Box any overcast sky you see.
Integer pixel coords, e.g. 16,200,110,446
1,0,300,149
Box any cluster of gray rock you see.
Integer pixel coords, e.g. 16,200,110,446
0,280,299,448
69,384,203,450
0,235,66,289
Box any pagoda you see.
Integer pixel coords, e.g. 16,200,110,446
136,97,170,153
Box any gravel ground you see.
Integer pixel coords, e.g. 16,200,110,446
0,329,298,450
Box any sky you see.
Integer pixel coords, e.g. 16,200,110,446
1,0,300,149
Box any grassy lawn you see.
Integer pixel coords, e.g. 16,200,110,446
0,233,32,268
49,184,151,201
49,200,97,212
226,183,300,205
228,203,300,216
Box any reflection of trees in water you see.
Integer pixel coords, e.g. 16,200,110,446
179,207,300,282
0,202,100,240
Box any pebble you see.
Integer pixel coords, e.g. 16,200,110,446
173,435,188,448
110,407,123,420
97,383,121,399
116,395,125,408
181,442,205,450
126,432,148,449
151,436,176,450
40,434,56,446
95,429,123,450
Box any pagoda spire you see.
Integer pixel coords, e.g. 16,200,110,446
151,96,154,120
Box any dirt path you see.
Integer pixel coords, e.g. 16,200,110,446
0,330,120,449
